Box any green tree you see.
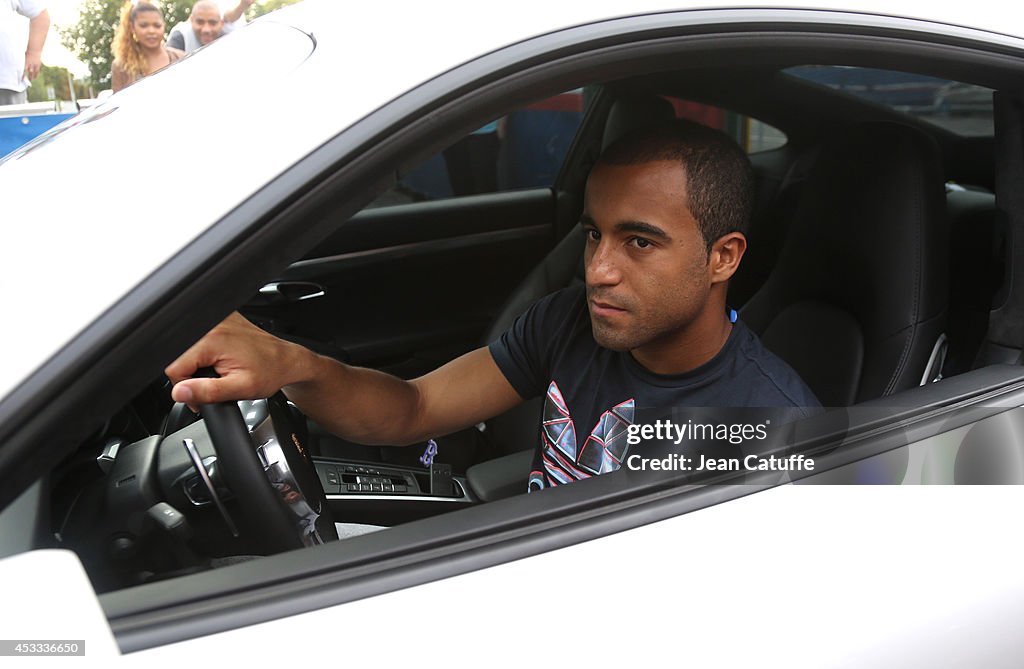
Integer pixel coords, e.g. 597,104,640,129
26,64,71,102
60,0,193,90
164,1,193,36
26,65,94,102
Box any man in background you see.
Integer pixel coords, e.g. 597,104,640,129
0,0,49,105
167,0,253,53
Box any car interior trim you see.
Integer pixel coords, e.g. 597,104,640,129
285,225,551,276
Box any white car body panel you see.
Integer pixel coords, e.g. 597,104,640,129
132,485,1024,667
0,550,121,660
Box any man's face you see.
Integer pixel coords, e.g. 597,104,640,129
190,6,224,45
581,160,715,355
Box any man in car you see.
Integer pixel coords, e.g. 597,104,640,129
166,120,820,491
167,0,253,53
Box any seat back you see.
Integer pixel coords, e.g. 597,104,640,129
741,122,949,405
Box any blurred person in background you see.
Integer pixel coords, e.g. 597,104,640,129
0,0,50,105
168,0,253,53
111,1,184,92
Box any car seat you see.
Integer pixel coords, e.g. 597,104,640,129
740,121,950,405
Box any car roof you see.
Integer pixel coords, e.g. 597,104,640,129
1,0,1022,402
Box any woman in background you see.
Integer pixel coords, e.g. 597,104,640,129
111,1,185,92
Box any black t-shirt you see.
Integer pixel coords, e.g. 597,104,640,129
488,286,821,491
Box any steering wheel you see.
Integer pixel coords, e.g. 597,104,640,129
194,373,338,553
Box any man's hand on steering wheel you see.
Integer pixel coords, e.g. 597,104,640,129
163,313,337,551
165,312,316,406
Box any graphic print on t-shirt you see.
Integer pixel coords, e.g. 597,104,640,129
528,381,635,491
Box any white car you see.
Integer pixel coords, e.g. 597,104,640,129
3,1,1024,665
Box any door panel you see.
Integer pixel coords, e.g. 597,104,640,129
247,188,557,378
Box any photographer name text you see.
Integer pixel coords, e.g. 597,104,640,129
626,453,814,472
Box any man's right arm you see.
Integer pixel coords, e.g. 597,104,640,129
165,313,524,446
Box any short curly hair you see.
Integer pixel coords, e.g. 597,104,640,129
597,120,754,254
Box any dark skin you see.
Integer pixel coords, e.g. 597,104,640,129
582,160,746,373
166,160,747,445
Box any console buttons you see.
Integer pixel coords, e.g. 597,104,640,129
317,468,341,494
317,463,424,494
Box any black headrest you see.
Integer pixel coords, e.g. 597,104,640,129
743,121,949,402
602,95,676,151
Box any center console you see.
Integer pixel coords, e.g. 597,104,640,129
314,458,475,526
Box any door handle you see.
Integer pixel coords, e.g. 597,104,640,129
258,281,326,304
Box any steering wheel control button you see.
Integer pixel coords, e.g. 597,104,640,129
146,502,193,542
96,438,123,474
